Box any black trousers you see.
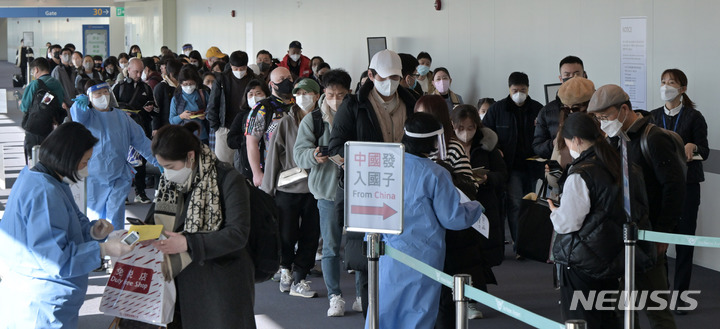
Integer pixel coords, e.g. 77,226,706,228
559,266,621,329
275,190,320,282
674,183,700,293
134,157,147,194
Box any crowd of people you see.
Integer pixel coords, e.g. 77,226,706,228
0,39,709,329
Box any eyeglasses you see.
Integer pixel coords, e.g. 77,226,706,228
593,104,624,121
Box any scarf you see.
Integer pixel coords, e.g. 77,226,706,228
154,144,222,278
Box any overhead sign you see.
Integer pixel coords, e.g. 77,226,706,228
0,7,111,18
344,142,404,234
116,7,125,17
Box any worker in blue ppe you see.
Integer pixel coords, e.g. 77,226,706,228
0,122,135,328
366,113,484,329
70,80,159,230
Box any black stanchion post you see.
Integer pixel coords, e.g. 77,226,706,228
623,222,638,329
367,233,383,329
565,319,587,329
453,274,471,329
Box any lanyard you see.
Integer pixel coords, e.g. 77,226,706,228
620,136,632,222
662,108,683,132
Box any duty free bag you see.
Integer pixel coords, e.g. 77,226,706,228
100,241,176,326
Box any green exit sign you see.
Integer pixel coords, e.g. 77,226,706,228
116,7,125,17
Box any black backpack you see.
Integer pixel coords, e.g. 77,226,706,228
311,108,325,144
21,79,66,136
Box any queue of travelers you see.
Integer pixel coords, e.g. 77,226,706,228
1,39,707,329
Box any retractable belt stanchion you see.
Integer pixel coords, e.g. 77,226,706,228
31,145,41,167
367,233,383,329
619,134,635,329
623,223,637,329
453,274,471,329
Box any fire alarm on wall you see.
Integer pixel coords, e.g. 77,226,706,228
231,10,236,17
434,0,441,11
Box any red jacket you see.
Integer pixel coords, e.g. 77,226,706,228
278,54,312,78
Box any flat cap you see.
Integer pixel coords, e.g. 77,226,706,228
558,77,595,106
587,84,629,112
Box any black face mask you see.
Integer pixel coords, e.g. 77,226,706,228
53,52,60,59
259,62,270,72
273,78,294,95
95,63,102,69
129,52,138,58
562,77,572,83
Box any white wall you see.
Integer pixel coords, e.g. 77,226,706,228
123,0,176,57
172,0,720,272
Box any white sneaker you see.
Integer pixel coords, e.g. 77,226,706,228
289,280,318,298
327,294,345,317
467,302,484,319
352,296,363,312
279,268,292,293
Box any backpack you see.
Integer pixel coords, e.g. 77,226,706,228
640,123,688,177
236,98,287,180
216,161,280,282
311,108,325,144
21,79,65,136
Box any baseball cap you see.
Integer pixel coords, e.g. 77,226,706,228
292,78,320,95
289,41,302,49
587,84,630,112
206,46,227,59
558,77,595,106
369,50,402,79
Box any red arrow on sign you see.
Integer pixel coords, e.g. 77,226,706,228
351,203,397,220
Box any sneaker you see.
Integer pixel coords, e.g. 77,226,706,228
279,268,292,293
272,268,282,282
289,280,318,298
467,303,484,319
352,296,363,312
327,294,345,317
134,193,152,204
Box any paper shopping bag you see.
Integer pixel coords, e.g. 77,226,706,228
100,243,176,326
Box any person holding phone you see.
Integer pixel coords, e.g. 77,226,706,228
294,69,357,316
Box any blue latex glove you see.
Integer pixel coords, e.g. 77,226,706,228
72,94,89,110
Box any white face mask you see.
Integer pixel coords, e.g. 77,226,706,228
479,112,486,120
119,62,127,69
182,84,196,94
569,148,581,159
295,94,315,112
141,70,148,81
290,54,301,62
374,78,400,97
83,62,93,71
164,165,193,184
91,94,109,110
77,166,89,180
660,85,680,101
455,130,475,144
183,51,191,56
326,98,342,112
248,96,263,108
600,108,627,138
106,67,114,74
232,70,246,80
511,92,527,105
61,54,70,64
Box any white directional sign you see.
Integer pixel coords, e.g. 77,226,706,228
344,142,404,234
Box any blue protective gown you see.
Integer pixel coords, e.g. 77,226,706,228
0,166,103,328
70,102,158,229
366,153,484,329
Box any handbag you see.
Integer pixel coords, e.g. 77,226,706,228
277,167,308,187
516,179,556,263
